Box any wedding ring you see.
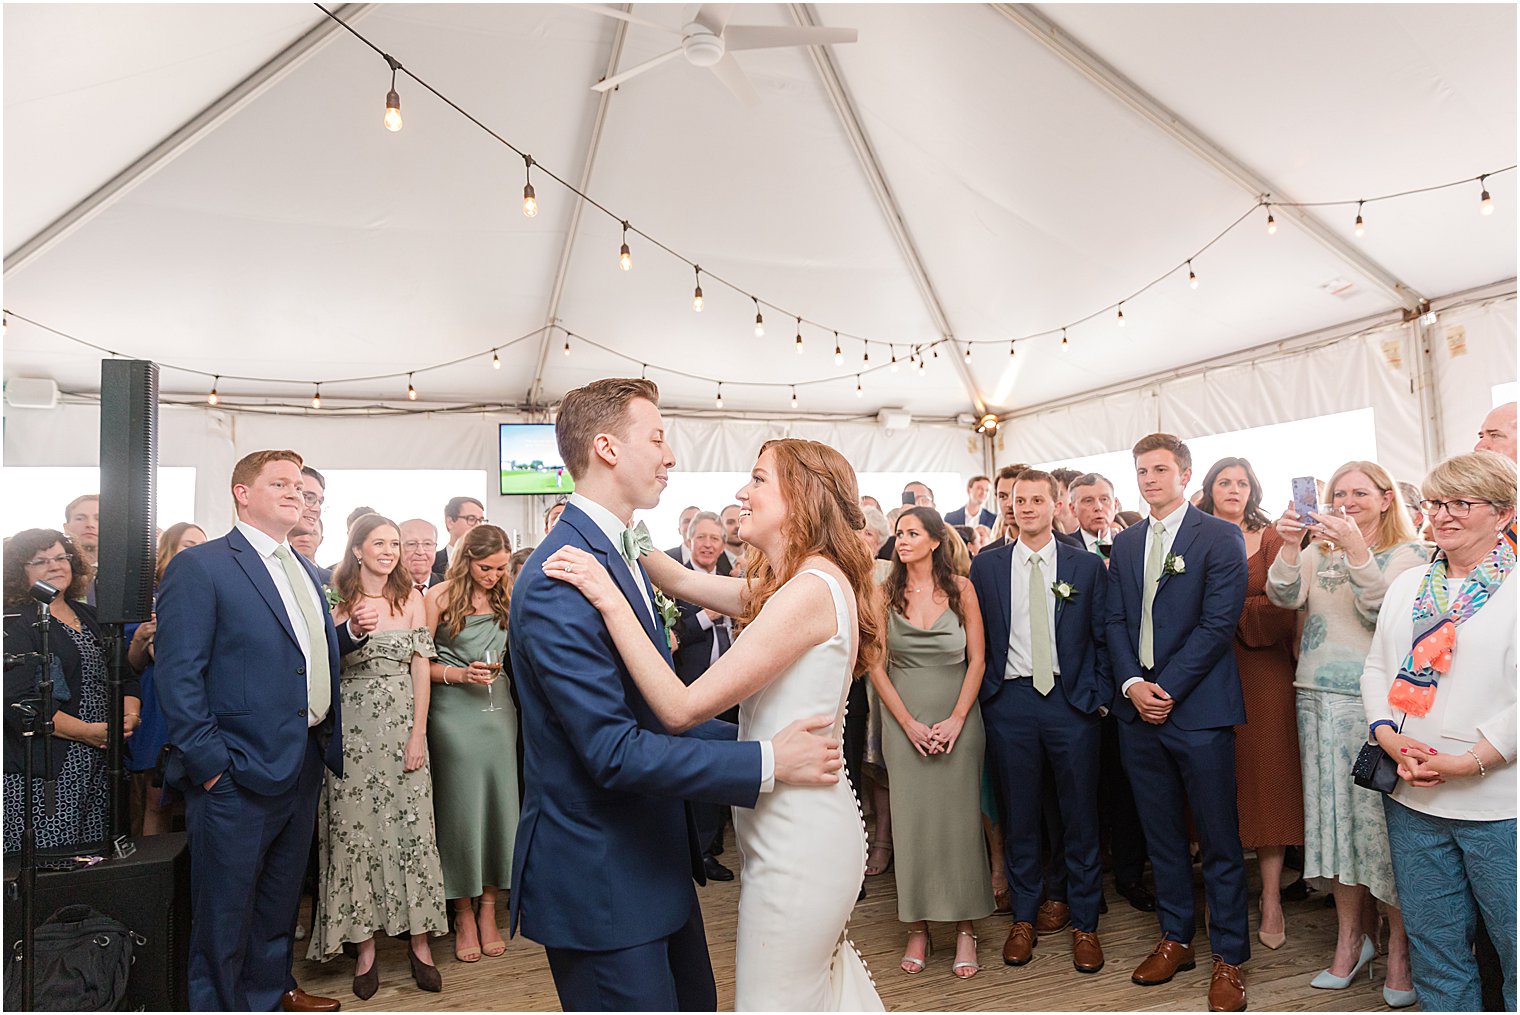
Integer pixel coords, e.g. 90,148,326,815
565,562,574,573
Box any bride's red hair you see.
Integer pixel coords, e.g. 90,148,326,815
737,439,882,679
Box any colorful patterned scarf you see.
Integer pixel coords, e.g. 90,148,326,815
1389,525,1517,717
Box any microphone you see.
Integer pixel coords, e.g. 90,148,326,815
28,580,60,605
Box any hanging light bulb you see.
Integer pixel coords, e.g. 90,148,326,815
1009,339,1016,358
491,350,501,370
311,384,322,410
715,382,723,410
753,299,765,337
2,313,8,337
790,385,798,409
1480,176,1493,215
890,346,899,372
794,319,804,355
833,333,843,366
862,342,870,365
1354,200,1365,238
1265,205,1277,235
1061,328,1070,350
931,345,939,360
855,375,863,398
1188,261,1199,289
619,221,632,271
522,157,538,218
692,267,704,312
382,57,403,132
964,341,972,361
207,376,220,406
563,337,571,356
1116,303,1126,327
917,353,927,376
406,373,417,400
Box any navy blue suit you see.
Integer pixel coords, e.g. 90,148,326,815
945,505,997,528
508,503,762,1011
1105,504,1250,964
970,538,1111,931
155,526,344,1011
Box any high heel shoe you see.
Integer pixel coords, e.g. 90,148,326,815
865,844,893,877
352,956,380,1001
1310,934,1375,989
1383,985,1417,1008
900,929,932,974
477,899,507,958
1257,894,1286,950
409,949,443,993
952,930,979,979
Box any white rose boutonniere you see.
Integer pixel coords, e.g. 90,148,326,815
322,584,343,610
1161,553,1186,578
1050,580,1078,602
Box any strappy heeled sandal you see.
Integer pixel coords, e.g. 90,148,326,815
900,929,932,974
865,844,893,877
478,899,507,957
953,930,980,979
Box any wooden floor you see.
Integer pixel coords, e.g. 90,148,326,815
293,856,1405,1011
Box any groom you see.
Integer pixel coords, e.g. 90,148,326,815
509,378,842,1011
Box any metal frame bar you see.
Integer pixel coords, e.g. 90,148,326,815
4,4,377,277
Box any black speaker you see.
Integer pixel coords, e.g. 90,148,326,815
96,360,158,625
4,834,191,1011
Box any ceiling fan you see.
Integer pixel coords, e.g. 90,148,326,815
580,4,858,106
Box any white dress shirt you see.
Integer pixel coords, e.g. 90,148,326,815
1121,500,1190,697
689,561,735,668
1005,535,1062,680
724,548,744,572
569,494,774,790
235,520,326,726
1081,528,1105,554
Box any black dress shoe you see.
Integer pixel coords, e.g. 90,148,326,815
1116,880,1156,913
703,855,735,882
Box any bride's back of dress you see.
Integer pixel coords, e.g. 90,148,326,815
731,568,883,1012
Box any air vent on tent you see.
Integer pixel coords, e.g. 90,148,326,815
1319,277,1357,298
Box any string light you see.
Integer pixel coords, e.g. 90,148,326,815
964,341,972,361
311,384,322,409
889,346,898,372
714,382,723,409
1265,206,1277,235
1354,200,1365,238
619,221,632,271
2,313,7,337
753,299,764,337
207,376,220,406
855,374,863,398
1188,261,1199,289
491,350,501,370
862,342,870,365
406,373,417,400
1009,339,1016,358
1480,176,1494,215
833,332,843,366
382,55,403,132
692,267,704,312
790,385,798,409
563,336,571,356
522,156,538,218
1116,303,1126,327
917,352,927,376
794,319,804,355
1060,328,1070,350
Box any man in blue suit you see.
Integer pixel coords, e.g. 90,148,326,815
156,450,370,1012
970,469,1111,976
1105,433,1249,1012
509,378,842,1011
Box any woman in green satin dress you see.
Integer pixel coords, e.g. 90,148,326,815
425,524,519,964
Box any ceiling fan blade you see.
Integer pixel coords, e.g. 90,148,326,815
592,47,685,92
691,4,734,35
708,51,758,107
723,24,859,51
573,4,681,35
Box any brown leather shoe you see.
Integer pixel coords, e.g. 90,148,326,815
1036,899,1071,935
281,988,342,1012
1131,938,1196,985
1208,956,1247,1012
1072,929,1105,973
1002,922,1037,966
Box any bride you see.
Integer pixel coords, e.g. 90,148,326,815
544,438,885,1011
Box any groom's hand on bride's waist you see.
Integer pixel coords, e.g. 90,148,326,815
772,714,843,786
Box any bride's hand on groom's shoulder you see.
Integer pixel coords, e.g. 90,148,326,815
543,546,616,610
772,714,843,786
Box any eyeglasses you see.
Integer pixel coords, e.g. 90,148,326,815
26,553,74,568
458,515,487,525
302,491,325,507
402,541,438,552
1420,498,1494,518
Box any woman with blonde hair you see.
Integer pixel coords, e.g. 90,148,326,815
545,437,884,1010
1268,460,1426,1003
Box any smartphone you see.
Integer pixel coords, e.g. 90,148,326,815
901,491,918,506
1291,476,1319,525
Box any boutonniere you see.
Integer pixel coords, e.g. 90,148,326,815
652,588,680,650
1161,553,1186,579
322,584,343,610
1051,580,1078,603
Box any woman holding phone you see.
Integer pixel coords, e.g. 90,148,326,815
426,524,519,964
1267,462,1426,1004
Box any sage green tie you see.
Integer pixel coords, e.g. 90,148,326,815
273,544,331,722
1138,519,1166,670
1029,555,1054,696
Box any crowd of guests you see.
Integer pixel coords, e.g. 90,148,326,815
2,400,1514,1012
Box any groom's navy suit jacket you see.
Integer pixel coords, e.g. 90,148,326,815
508,502,762,952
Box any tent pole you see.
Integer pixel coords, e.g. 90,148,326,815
1411,316,1447,470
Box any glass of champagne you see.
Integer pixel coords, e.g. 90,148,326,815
481,648,503,713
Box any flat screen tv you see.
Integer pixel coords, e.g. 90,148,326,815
499,423,575,496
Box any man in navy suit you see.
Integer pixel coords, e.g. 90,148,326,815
945,474,997,529
1105,433,1249,1012
509,378,842,1011
970,469,1111,976
156,450,372,1012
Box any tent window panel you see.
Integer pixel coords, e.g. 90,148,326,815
314,469,488,567
1494,382,1517,408
0,466,197,542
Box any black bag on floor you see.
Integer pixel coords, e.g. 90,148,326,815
4,904,139,1011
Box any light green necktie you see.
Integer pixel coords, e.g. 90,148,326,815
1138,519,1166,670
1029,554,1054,696
619,520,656,563
274,544,331,722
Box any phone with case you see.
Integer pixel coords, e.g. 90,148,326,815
1291,476,1320,527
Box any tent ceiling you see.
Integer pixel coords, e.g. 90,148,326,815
4,3,1514,418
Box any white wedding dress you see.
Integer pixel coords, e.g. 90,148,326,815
732,569,884,1012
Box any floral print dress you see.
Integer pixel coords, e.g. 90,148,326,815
308,627,448,958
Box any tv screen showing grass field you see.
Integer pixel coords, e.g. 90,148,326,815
499,423,575,495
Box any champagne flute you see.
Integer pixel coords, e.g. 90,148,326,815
481,648,503,713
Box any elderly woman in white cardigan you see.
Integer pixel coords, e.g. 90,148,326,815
1363,451,1516,1012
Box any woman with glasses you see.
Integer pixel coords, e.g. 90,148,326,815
1268,461,1426,1004
1362,453,1516,1011
3,530,141,852
425,524,518,964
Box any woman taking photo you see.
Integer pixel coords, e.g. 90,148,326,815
1268,460,1425,1004
870,507,992,978
3,530,140,852
308,513,446,998
1363,451,1516,1011
1197,458,1303,951
426,524,518,964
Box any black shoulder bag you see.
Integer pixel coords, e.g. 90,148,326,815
4,904,140,1011
1352,716,1404,794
